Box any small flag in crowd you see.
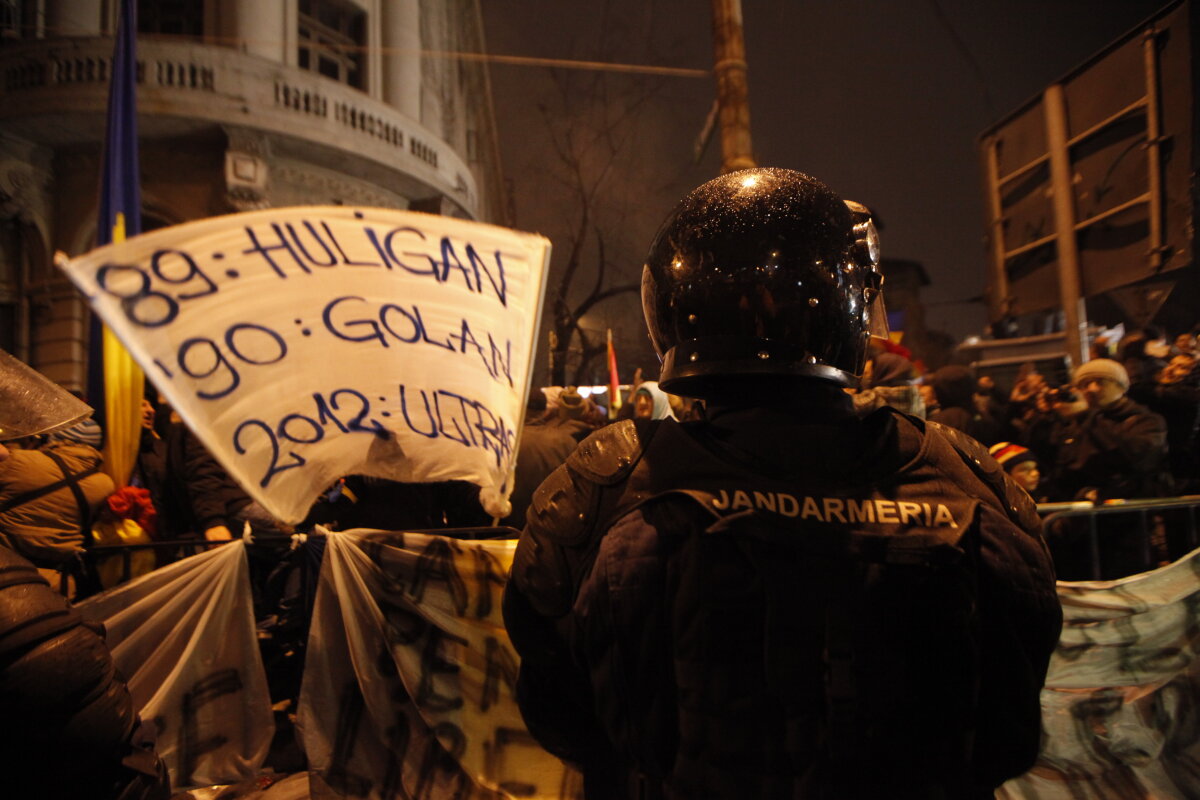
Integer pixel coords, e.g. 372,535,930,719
607,328,621,418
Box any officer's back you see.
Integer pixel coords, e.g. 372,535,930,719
503,168,1062,799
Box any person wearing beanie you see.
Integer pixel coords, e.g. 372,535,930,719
50,417,103,449
988,442,1041,497
1031,358,1173,579
1072,358,1130,404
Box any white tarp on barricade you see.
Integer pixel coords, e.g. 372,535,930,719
1000,546,1200,798
59,208,551,523
83,533,1198,799
297,529,581,800
79,541,274,789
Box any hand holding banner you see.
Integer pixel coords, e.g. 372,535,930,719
60,207,551,524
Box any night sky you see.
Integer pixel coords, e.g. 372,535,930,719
480,0,1169,379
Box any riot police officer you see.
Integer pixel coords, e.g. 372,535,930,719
503,168,1061,799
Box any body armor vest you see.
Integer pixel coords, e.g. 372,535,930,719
511,408,1048,799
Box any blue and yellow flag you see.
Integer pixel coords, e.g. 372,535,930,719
88,0,143,487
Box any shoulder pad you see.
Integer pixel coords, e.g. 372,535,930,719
566,419,649,486
527,462,601,547
925,421,1040,532
510,463,602,617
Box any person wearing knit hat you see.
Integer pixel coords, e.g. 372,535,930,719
1071,358,1129,409
1034,357,1173,578
49,417,103,450
988,442,1040,496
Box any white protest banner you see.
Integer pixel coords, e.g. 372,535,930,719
60,207,551,523
78,542,273,789
298,529,581,800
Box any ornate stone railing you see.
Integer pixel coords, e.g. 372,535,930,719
0,37,477,216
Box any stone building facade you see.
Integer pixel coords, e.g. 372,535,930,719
0,0,507,388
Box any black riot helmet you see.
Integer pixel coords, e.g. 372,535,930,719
641,167,887,397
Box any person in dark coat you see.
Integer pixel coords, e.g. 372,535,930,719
1044,359,1172,502
152,410,280,542
1036,359,1173,579
1143,354,1199,494
928,364,1001,445
504,388,594,530
503,169,1060,799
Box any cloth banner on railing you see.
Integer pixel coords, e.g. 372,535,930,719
296,528,581,800
1000,546,1200,799
78,542,273,789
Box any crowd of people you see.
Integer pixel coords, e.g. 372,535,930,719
885,326,1199,502
517,326,1199,513
1,321,1195,594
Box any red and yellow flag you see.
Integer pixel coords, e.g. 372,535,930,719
607,329,621,419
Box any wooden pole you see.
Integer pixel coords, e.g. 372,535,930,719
711,0,755,173
1043,84,1088,367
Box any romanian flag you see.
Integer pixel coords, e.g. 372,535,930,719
607,328,621,418
88,0,143,487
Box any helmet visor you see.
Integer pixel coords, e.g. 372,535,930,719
867,287,890,340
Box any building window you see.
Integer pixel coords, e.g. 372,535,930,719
0,0,37,42
298,0,365,89
138,0,203,38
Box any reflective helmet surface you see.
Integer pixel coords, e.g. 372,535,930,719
0,347,91,440
642,168,884,396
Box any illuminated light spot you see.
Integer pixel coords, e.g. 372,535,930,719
740,175,759,189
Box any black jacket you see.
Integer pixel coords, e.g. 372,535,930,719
156,422,252,537
504,390,1061,799
1042,397,1172,501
